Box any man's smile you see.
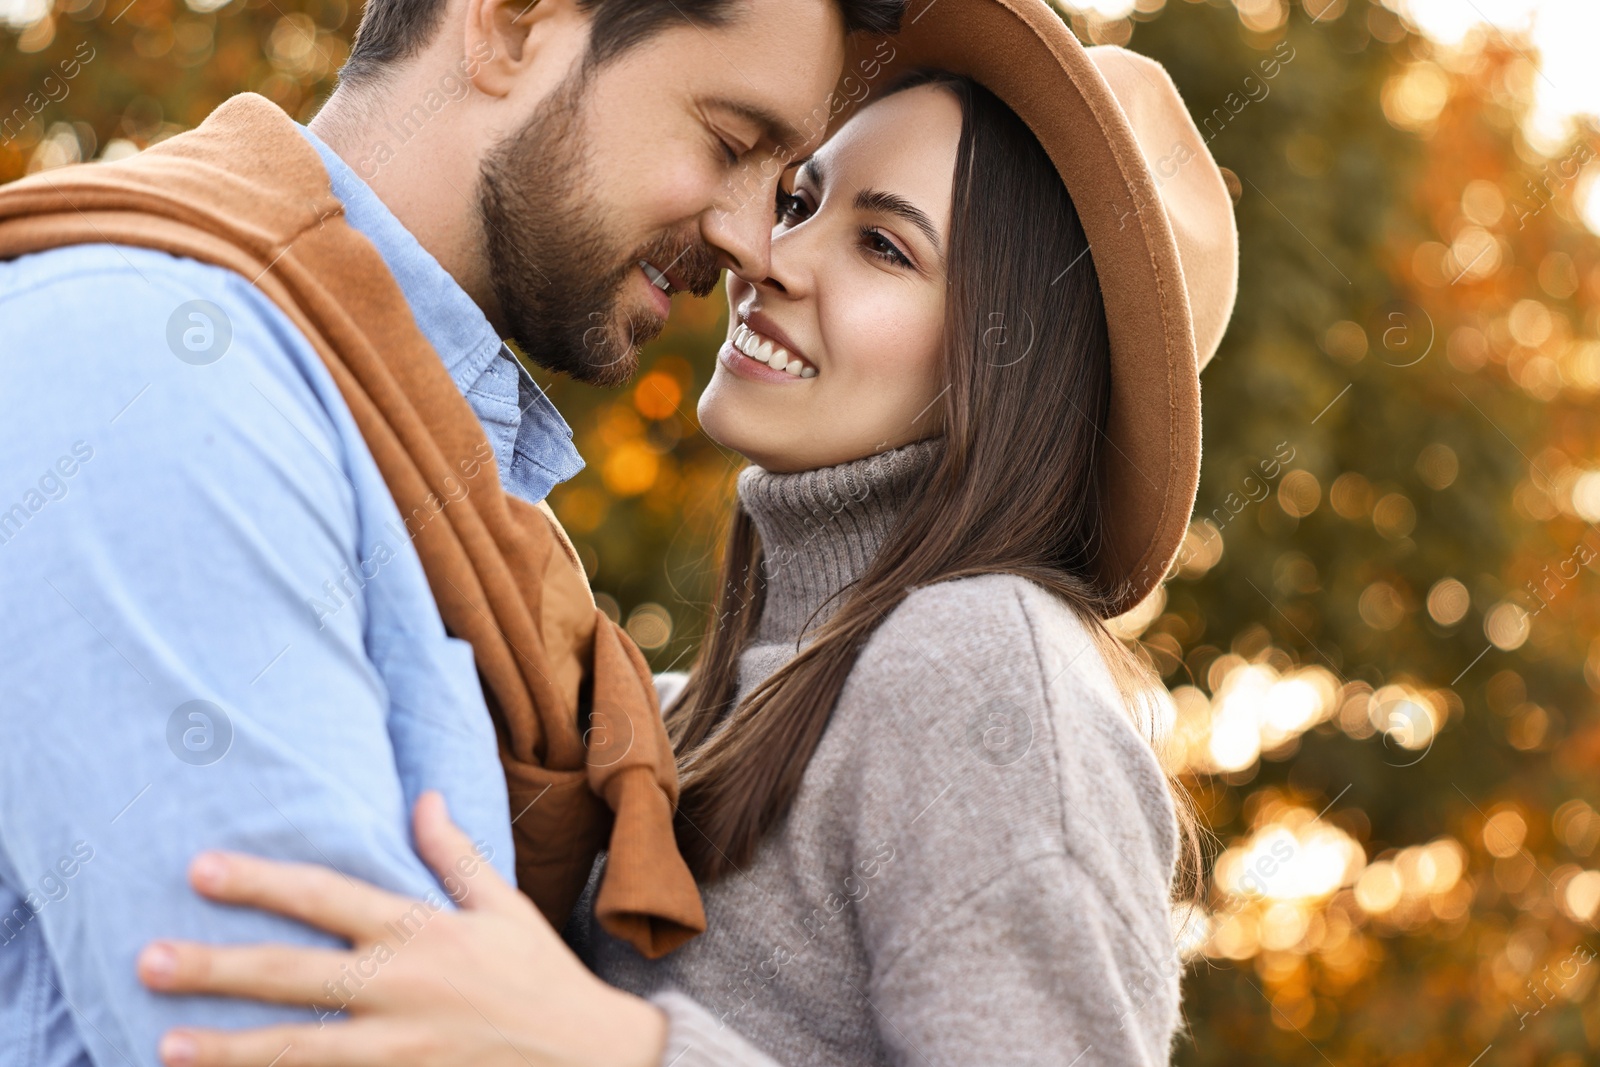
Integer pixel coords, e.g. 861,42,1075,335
639,258,675,294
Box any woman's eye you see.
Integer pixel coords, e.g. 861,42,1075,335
776,189,810,224
719,138,741,166
861,227,912,268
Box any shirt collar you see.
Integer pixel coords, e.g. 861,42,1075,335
294,123,584,505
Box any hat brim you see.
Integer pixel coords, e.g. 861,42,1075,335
835,0,1203,616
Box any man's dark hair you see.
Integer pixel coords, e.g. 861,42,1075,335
340,0,905,85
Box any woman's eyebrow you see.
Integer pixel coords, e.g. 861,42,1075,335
799,156,943,254
852,188,942,251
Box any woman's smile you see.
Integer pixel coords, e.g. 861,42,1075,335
723,312,819,379
718,332,813,383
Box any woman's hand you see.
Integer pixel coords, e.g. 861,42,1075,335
136,792,666,1067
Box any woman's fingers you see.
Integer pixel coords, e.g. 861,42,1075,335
156,1021,406,1067
137,940,349,1006
186,851,414,942
412,791,522,915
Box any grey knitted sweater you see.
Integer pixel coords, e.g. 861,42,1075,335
566,438,1184,1066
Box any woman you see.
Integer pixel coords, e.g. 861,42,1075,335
135,2,1239,1064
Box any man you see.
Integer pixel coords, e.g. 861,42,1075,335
0,0,900,1061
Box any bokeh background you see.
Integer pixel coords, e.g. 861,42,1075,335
5,0,1600,1062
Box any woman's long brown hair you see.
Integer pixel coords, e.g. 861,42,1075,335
665,71,1202,907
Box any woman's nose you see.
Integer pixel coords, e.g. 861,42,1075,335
702,186,774,284
756,224,816,298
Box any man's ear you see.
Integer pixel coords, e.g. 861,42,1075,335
464,0,590,99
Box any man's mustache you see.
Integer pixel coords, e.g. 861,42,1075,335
634,231,722,299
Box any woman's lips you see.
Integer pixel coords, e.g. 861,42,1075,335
741,311,811,369
719,338,809,384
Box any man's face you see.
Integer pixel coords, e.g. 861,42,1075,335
480,0,847,387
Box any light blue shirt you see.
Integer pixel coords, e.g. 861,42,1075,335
0,124,584,1066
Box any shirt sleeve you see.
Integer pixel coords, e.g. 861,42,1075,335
0,247,489,1065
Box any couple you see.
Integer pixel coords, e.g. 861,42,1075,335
0,0,1238,1063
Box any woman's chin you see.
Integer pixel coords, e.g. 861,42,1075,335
705,428,783,472
699,384,868,473
699,389,781,468
701,419,797,474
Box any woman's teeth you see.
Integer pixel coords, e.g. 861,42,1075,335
732,323,817,378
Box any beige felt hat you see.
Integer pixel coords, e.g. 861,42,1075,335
840,0,1239,616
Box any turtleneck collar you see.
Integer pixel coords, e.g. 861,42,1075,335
736,437,943,646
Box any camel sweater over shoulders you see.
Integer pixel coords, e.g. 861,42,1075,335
566,438,1185,1066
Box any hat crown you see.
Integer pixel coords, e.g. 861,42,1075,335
1087,46,1239,371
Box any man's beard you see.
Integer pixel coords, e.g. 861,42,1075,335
478,68,721,387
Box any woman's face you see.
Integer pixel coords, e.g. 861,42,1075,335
697,84,961,473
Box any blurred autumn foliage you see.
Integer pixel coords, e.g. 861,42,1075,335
5,0,1600,1062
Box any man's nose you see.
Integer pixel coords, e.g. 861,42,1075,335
702,178,776,283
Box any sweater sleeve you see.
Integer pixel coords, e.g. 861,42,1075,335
841,574,1184,1067
868,851,1180,1065
646,989,785,1067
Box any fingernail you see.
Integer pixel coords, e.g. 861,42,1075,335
191,852,226,891
139,943,177,984
160,1032,197,1066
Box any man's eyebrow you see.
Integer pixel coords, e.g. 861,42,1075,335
705,97,805,150
853,188,943,252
